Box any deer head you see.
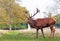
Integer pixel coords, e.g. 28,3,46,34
23,8,40,27
23,8,40,20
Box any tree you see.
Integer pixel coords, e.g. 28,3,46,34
46,5,57,17
0,0,29,30
45,0,60,17
53,0,60,9
54,14,60,27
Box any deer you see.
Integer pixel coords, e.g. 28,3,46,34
23,8,56,39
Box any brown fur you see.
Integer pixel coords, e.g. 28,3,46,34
28,18,56,38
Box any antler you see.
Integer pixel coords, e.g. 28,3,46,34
31,8,40,18
23,8,40,18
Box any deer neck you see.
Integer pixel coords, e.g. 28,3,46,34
28,20,36,27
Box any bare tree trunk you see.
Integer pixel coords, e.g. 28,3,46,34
8,14,12,31
7,22,12,31
9,24,12,31
48,12,52,18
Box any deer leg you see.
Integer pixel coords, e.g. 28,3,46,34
41,28,45,38
50,27,53,38
36,29,39,39
52,26,55,38
50,26,55,38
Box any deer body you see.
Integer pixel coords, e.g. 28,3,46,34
28,18,56,38
36,18,55,28
23,8,56,39
29,18,55,28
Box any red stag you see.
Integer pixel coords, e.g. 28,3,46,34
23,8,56,38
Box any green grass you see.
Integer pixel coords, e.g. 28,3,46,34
0,31,60,41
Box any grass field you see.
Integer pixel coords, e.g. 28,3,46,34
0,30,60,41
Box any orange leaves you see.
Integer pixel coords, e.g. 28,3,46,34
0,0,29,24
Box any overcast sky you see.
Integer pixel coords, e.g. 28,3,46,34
16,0,57,19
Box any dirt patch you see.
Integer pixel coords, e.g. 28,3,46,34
19,28,60,33
0,28,60,34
